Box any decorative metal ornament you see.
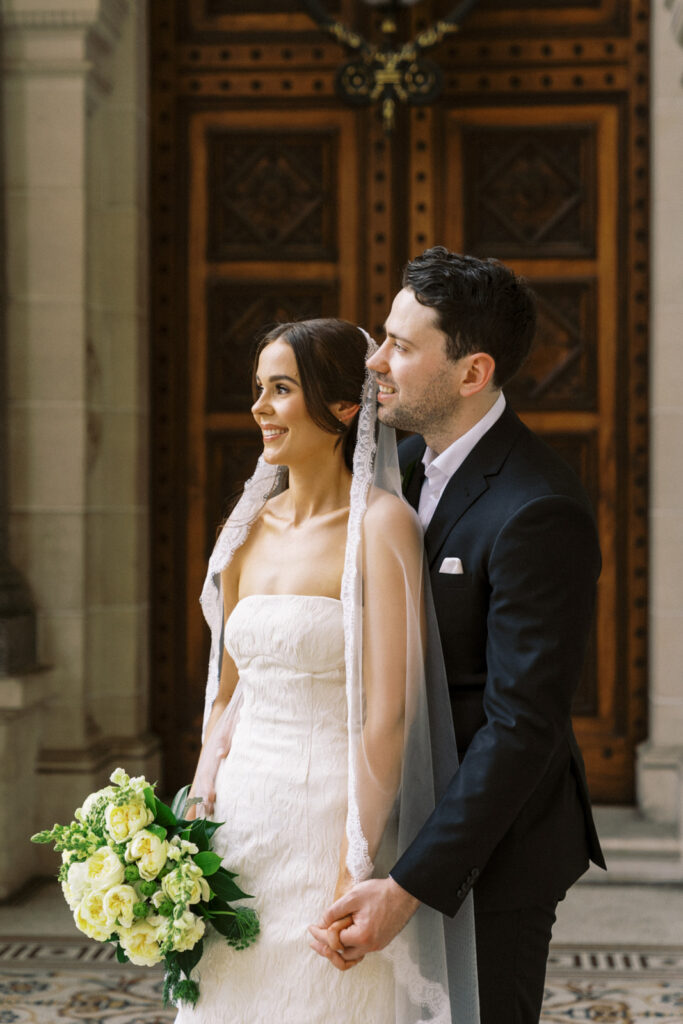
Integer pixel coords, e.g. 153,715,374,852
303,0,481,132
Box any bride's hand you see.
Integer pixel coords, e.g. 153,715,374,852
184,791,215,821
308,914,362,972
326,915,353,954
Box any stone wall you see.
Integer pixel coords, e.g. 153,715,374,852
636,0,683,831
0,0,159,896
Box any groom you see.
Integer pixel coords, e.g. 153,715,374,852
310,247,605,1023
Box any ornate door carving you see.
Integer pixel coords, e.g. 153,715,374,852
151,0,648,800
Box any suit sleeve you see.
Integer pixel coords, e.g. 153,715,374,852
390,493,601,917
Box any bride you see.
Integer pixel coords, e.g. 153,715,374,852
175,319,478,1024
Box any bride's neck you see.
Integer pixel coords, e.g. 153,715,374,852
283,452,351,524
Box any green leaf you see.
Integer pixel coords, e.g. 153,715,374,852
143,786,156,813
209,906,259,949
170,784,191,820
208,870,251,902
203,820,223,842
208,910,239,939
193,850,221,876
147,823,167,841
175,940,204,978
184,818,207,852
153,797,178,828
115,944,130,964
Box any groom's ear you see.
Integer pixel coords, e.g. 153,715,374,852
459,353,496,397
331,400,360,425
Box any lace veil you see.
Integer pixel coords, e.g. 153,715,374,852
195,329,479,1024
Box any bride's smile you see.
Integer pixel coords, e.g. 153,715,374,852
252,339,344,468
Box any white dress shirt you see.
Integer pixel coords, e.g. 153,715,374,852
417,393,507,530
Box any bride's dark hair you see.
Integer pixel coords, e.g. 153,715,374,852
253,318,368,472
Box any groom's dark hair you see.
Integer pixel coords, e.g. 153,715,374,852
403,246,537,388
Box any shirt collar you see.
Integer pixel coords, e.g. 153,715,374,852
422,392,507,479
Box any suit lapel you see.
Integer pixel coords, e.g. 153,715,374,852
424,462,489,566
424,406,524,567
402,452,426,511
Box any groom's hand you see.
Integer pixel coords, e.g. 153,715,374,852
310,877,420,969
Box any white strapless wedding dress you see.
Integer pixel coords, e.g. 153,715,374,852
175,593,395,1024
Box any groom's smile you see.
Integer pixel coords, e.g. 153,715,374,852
376,380,397,401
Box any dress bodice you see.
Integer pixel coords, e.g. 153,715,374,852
225,593,345,677
223,594,346,747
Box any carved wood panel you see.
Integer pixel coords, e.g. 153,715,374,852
506,279,598,412
462,126,597,258
151,0,649,799
439,100,628,798
206,280,338,414
180,105,362,773
207,131,339,261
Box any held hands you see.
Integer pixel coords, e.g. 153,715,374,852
306,865,362,971
308,877,421,972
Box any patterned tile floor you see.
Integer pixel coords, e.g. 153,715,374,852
0,937,682,1023
543,946,683,1022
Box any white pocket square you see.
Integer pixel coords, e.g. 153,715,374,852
439,557,464,574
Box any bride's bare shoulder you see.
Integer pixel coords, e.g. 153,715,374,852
363,489,421,543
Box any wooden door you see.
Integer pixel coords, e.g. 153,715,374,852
150,0,648,800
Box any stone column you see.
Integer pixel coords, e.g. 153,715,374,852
0,0,159,894
0,8,43,894
636,0,683,843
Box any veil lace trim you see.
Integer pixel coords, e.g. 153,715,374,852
340,334,377,882
199,458,284,737
382,941,452,1023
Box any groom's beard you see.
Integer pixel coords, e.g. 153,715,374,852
376,382,462,441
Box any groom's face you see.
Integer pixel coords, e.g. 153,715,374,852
367,288,463,442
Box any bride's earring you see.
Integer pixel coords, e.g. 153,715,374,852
333,401,360,430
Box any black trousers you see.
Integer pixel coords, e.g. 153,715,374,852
473,900,559,1024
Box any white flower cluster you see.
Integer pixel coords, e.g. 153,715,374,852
60,769,207,966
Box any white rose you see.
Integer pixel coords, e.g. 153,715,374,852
161,862,208,906
102,884,138,929
118,920,163,966
170,909,205,953
76,786,114,822
74,890,115,941
105,796,154,843
61,860,89,911
84,846,125,891
110,767,129,787
126,830,168,881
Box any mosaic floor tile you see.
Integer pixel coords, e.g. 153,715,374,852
0,939,681,1023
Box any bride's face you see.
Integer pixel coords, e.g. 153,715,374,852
252,339,338,467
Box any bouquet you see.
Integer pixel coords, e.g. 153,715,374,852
31,768,259,1007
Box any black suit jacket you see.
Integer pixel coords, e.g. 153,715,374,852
391,405,605,916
